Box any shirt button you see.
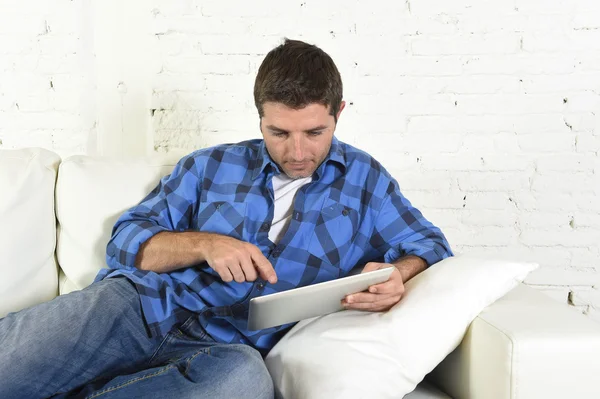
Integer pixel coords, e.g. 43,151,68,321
342,209,349,216
272,249,281,258
257,282,265,290
260,222,270,232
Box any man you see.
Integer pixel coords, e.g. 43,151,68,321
0,39,452,398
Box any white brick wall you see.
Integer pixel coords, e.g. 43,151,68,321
0,0,94,156
1,0,599,320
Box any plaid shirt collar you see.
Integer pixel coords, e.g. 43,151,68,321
251,136,346,180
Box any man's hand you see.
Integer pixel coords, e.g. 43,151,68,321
201,234,278,284
341,262,405,312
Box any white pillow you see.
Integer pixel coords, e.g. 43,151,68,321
265,255,538,399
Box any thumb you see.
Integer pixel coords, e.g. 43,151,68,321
362,262,384,273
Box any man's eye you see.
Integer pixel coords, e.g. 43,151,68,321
273,132,287,137
308,131,323,136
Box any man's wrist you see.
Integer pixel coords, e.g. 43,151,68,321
391,255,427,283
187,231,213,263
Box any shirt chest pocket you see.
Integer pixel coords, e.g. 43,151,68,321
308,199,359,268
197,201,247,240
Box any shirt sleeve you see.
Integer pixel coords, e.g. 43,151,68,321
105,154,201,270
371,179,453,267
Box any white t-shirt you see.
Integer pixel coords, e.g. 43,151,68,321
268,173,312,244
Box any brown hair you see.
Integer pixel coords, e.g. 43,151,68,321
254,38,343,121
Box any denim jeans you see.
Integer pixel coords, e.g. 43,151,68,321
0,277,274,399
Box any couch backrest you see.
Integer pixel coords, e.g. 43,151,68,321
55,154,183,294
0,148,60,317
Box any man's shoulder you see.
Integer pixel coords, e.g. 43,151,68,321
178,139,262,167
337,139,392,179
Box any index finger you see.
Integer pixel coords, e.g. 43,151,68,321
250,247,277,284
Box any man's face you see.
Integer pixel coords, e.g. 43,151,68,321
260,101,345,179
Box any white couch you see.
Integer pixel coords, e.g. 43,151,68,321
2,147,600,398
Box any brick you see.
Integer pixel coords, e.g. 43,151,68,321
393,171,454,191
358,56,463,77
204,74,254,93
563,92,600,113
152,109,202,130
521,31,569,53
533,193,578,211
408,115,516,134
153,73,205,92
463,55,576,75
525,266,599,286
535,154,595,172
412,33,521,56
0,110,81,130
460,209,518,226
403,190,465,210
163,55,250,75
200,1,290,17
0,14,47,35
202,111,256,132
456,94,566,115
531,173,599,193
519,211,576,229
565,113,597,133
464,226,516,246
521,73,600,94
199,35,278,55
518,134,574,152
420,209,462,228
571,289,600,307
411,0,516,16
462,192,513,210
37,34,79,56
516,0,576,15
457,172,531,192
520,228,600,247
395,132,464,153
575,194,600,212
364,16,456,36
360,75,519,95
355,94,457,116
576,133,600,153
421,154,485,171
373,153,421,175
570,247,600,268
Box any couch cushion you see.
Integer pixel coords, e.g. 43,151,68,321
0,148,60,317
55,153,185,293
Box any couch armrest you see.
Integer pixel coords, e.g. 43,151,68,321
428,283,600,399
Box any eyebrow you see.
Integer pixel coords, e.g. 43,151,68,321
265,124,328,133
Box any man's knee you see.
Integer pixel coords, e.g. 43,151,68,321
212,344,274,399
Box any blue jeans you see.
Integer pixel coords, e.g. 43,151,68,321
0,277,274,399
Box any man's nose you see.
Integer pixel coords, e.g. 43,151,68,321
290,136,305,160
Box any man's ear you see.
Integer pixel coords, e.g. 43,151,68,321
336,101,346,121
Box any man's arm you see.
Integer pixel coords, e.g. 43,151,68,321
135,231,277,283
392,254,427,283
105,153,276,283
106,154,201,271
342,178,452,312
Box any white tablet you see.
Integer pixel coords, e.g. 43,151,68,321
247,267,394,331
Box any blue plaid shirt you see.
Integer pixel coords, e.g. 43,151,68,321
95,137,452,355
